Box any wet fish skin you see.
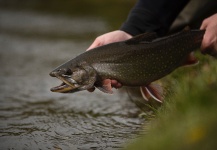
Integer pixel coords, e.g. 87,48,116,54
50,29,205,98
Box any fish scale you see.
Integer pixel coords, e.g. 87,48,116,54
50,29,205,101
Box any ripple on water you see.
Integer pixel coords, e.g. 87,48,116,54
0,75,144,149
0,9,145,150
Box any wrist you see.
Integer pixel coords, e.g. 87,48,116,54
117,30,133,38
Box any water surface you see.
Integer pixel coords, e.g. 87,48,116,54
0,9,145,150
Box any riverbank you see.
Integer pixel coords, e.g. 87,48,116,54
126,55,217,149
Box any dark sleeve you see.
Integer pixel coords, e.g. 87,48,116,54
120,0,190,36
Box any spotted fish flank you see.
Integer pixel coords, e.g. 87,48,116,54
49,30,205,102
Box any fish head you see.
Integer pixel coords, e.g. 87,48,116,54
49,66,89,93
50,60,97,93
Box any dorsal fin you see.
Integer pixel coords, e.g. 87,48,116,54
125,32,158,45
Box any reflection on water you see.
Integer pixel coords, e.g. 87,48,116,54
0,9,144,149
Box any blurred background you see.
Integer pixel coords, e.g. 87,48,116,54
3,1,217,150
0,0,150,150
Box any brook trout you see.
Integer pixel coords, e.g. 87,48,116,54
50,29,205,102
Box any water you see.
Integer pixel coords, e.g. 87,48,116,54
0,9,145,150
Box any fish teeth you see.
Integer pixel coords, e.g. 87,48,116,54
62,74,71,78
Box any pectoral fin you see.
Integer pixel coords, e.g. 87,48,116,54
140,83,164,103
140,86,150,101
96,79,113,94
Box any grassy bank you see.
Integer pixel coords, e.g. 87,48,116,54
126,55,217,150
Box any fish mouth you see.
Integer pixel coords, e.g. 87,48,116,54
50,73,79,93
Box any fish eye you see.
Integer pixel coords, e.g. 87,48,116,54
65,69,72,75
56,68,72,75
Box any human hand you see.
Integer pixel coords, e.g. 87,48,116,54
86,30,132,92
87,30,132,50
200,13,217,57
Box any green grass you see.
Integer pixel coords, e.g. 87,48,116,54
126,54,217,150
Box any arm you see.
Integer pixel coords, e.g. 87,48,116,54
86,0,189,92
120,0,189,36
88,0,190,51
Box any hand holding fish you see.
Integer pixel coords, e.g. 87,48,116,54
50,30,204,102
87,30,132,50
200,13,217,57
86,30,132,92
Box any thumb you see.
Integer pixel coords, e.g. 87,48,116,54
87,39,101,51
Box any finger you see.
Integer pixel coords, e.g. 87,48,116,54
201,30,217,57
201,29,214,51
111,80,122,88
111,80,118,85
116,83,122,88
200,18,209,30
200,21,207,30
87,39,101,51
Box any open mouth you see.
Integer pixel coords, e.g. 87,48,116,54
50,82,74,93
50,74,79,93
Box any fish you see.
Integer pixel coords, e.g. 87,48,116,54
49,29,205,102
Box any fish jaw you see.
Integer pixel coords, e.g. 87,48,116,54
50,82,78,93
50,70,81,93
49,62,98,93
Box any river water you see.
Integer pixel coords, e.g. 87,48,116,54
0,8,145,150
